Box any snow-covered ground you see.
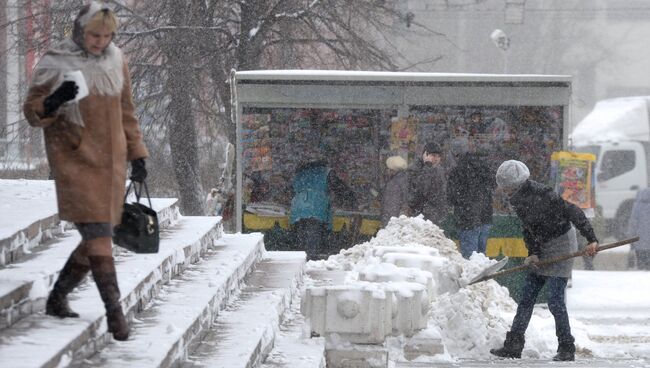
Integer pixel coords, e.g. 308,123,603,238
1,179,649,367
305,215,650,365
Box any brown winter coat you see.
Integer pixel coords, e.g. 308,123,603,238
23,62,148,225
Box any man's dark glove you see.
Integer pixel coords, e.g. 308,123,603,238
130,158,147,183
43,81,79,116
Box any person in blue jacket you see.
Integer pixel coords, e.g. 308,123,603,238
290,160,356,260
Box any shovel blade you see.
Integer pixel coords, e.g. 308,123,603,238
469,257,509,285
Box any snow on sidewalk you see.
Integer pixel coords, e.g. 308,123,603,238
305,215,650,363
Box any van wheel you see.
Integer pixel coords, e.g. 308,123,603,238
614,201,634,240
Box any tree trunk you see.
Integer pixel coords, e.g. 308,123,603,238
164,5,205,215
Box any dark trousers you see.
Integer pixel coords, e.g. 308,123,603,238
294,218,329,260
511,272,574,344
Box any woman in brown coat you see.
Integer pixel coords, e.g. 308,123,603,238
23,2,148,341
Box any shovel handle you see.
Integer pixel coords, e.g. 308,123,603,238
470,236,639,284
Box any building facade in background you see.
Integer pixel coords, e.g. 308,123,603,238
1,0,47,174
391,0,650,129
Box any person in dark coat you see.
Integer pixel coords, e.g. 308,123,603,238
627,188,650,270
447,138,496,258
23,2,148,341
408,142,448,225
381,156,409,226
490,160,599,362
290,160,356,260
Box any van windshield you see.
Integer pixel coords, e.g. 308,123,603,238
574,145,601,159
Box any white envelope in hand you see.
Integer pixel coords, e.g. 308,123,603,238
62,70,89,102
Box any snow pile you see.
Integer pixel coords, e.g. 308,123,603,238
431,261,516,358
306,215,547,360
308,215,459,273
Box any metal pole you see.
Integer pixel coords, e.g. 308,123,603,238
229,69,243,233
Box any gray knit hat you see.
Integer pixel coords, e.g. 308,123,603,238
496,160,530,189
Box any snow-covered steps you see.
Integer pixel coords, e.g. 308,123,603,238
76,233,266,368
0,178,180,268
146,198,182,230
0,198,180,330
395,358,650,367
261,281,326,368
0,179,61,267
185,251,306,368
0,231,82,330
0,216,223,368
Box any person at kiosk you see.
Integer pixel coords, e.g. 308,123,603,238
290,159,356,260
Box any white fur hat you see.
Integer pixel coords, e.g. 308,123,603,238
386,156,407,171
496,160,530,189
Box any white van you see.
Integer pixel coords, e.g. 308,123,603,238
571,96,650,237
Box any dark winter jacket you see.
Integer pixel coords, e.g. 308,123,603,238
628,188,650,250
408,159,448,225
509,180,598,257
381,170,409,226
447,153,496,230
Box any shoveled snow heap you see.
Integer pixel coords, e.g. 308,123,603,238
306,215,553,360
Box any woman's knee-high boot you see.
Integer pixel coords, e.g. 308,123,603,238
46,246,90,318
89,255,129,341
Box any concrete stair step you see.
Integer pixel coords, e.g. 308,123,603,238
0,180,62,267
0,198,181,330
75,233,266,368
0,216,223,368
184,251,306,368
261,281,326,368
0,181,180,268
0,231,81,330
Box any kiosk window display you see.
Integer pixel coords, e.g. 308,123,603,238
240,104,564,255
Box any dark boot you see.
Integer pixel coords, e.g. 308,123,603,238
89,256,129,341
553,342,576,361
46,251,90,318
490,331,525,359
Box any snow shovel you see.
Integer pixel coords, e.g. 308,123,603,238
468,236,639,285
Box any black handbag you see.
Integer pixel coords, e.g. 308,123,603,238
113,180,160,253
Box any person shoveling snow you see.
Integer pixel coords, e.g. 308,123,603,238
489,160,599,362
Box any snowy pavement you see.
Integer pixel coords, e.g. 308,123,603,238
397,358,650,367
304,216,650,367
1,180,649,367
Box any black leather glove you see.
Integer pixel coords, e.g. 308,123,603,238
43,81,78,116
130,158,147,182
